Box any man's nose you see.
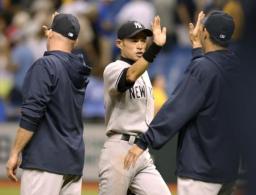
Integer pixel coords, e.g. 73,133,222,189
137,41,144,49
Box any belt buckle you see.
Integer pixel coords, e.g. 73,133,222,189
128,135,136,145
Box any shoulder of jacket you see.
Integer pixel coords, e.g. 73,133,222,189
188,57,219,82
31,56,59,75
191,57,217,72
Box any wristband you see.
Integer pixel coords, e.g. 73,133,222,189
142,42,162,63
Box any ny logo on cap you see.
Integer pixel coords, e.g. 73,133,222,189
134,22,142,29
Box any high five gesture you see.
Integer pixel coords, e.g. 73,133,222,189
152,16,167,46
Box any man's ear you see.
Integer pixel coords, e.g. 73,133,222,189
203,27,209,40
47,29,53,39
116,39,123,49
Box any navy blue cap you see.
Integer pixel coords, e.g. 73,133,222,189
204,10,235,45
51,13,80,40
117,21,152,39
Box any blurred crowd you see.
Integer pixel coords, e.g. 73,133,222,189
0,0,244,122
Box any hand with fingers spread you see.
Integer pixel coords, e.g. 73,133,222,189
124,144,144,170
152,16,167,46
189,11,205,48
6,152,21,182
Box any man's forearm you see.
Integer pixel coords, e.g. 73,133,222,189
126,43,162,82
126,57,150,82
11,127,34,155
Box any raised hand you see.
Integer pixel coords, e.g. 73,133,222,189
42,11,59,34
189,11,205,48
152,16,167,46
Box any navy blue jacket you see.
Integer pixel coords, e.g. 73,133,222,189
19,50,90,176
137,48,240,183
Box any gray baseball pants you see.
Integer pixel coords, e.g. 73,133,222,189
98,134,171,195
21,169,82,195
177,177,235,195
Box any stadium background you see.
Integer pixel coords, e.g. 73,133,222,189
0,0,248,194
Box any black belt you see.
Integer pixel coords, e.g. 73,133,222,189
121,134,140,144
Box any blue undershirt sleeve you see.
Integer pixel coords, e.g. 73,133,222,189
117,68,135,93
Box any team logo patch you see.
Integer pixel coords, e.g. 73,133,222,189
68,32,74,37
134,22,143,29
219,34,226,39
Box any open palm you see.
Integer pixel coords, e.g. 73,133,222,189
152,16,167,46
189,11,205,48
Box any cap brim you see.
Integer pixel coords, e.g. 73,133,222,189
127,29,153,38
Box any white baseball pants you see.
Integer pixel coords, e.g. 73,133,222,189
98,134,171,195
20,169,82,195
178,177,235,195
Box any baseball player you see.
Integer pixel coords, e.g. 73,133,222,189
124,11,240,195
98,17,171,195
6,13,91,195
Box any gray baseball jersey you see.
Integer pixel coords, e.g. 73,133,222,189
103,59,154,135
99,59,171,195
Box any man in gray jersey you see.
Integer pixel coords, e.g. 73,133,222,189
98,17,171,195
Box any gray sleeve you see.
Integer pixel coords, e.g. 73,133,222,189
103,62,130,95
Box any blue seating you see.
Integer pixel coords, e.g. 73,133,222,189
0,99,6,122
82,76,105,120
149,46,192,95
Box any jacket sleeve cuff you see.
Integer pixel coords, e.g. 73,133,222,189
192,48,203,60
135,135,149,150
20,118,38,132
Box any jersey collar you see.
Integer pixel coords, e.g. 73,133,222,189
120,56,135,65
